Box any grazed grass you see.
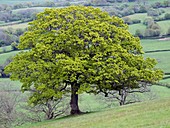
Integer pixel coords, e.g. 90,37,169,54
145,51,170,73
0,22,29,29
125,13,150,22
141,39,170,73
157,20,170,35
128,23,146,35
128,19,170,35
141,39,170,52
0,46,12,53
17,98,170,128
0,51,20,64
0,0,47,4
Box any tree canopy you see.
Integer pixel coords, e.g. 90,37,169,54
5,6,163,115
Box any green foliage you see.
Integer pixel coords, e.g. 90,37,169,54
11,42,18,51
135,29,143,38
5,6,163,110
164,13,170,20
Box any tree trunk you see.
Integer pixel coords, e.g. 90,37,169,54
46,102,54,120
70,83,81,115
119,89,127,106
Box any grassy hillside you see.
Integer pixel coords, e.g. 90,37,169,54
0,0,47,4
141,39,170,79
141,39,170,51
17,98,170,128
0,22,29,29
157,20,170,35
0,51,20,64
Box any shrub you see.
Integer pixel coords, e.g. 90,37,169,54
149,23,161,30
144,28,161,37
11,42,18,51
147,9,160,17
122,17,133,25
132,19,141,24
164,13,170,20
154,16,165,21
135,29,143,38
143,18,154,26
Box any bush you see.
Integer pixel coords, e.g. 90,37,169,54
147,9,161,17
122,17,133,25
132,19,141,24
123,18,141,25
164,13,170,20
149,23,161,30
143,18,154,26
121,8,135,16
144,28,161,37
106,0,116,3
135,29,143,38
154,16,165,21
11,42,18,51
0,29,20,47
152,1,170,8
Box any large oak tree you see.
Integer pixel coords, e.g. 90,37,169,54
5,6,163,115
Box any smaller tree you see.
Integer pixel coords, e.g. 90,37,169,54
0,82,20,128
28,90,69,120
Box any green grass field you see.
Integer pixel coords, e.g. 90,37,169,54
17,98,170,128
145,51,170,73
128,23,146,35
0,50,20,64
0,22,29,29
127,6,170,35
0,46,12,53
125,13,150,22
157,20,170,35
141,39,170,51
128,19,170,35
141,39,170,74
0,0,48,4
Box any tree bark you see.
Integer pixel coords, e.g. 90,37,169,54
119,89,127,106
70,83,81,115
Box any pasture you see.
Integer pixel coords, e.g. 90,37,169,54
0,45,12,53
0,22,29,29
141,38,170,85
0,50,20,64
157,20,170,35
17,98,170,128
0,0,48,4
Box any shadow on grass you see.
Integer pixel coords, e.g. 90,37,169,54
56,111,98,121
